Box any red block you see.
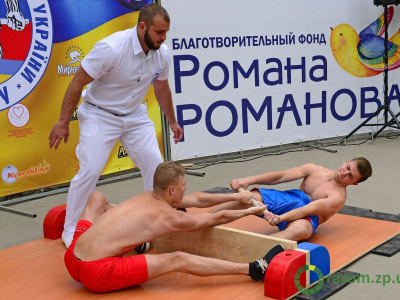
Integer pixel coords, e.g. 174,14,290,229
43,204,67,239
264,250,306,300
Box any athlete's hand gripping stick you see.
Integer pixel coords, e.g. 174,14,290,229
238,188,279,225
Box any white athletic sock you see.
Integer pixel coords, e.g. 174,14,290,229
62,230,74,249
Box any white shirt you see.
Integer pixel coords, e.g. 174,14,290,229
81,26,171,115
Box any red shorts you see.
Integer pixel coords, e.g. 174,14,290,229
64,220,148,292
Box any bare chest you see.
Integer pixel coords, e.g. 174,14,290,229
300,177,342,201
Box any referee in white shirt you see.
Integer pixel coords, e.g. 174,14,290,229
48,4,183,248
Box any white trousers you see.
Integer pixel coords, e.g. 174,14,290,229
64,101,163,233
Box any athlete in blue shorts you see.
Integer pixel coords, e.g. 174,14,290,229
253,188,319,235
212,158,372,241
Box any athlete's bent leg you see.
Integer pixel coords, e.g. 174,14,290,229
271,219,313,241
79,191,113,223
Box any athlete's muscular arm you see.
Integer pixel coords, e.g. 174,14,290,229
153,79,183,144
274,195,344,224
169,206,266,232
48,66,94,149
172,191,254,209
5,0,25,31
230,163,318,191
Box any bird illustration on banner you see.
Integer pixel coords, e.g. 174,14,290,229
330,6,400,77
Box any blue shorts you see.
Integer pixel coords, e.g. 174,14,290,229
255,188,319,234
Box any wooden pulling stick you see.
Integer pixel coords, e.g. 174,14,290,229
237,188,279,224
237,188,267,213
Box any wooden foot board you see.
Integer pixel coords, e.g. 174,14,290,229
151,226,297,263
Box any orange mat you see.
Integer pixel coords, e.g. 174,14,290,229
1,214,400,299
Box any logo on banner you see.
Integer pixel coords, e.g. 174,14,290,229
71,107,78,120
118,146,128,158
1,160,51,184
331,6,400,77
58,46,85,77
2,165,18,184
0,0,53,111
8,103,29,127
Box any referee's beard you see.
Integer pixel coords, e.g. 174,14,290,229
144,29,161,50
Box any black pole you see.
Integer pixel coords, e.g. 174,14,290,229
384,5,389,125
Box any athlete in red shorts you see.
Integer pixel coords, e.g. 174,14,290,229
64,162,285,292
65,220,148,292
